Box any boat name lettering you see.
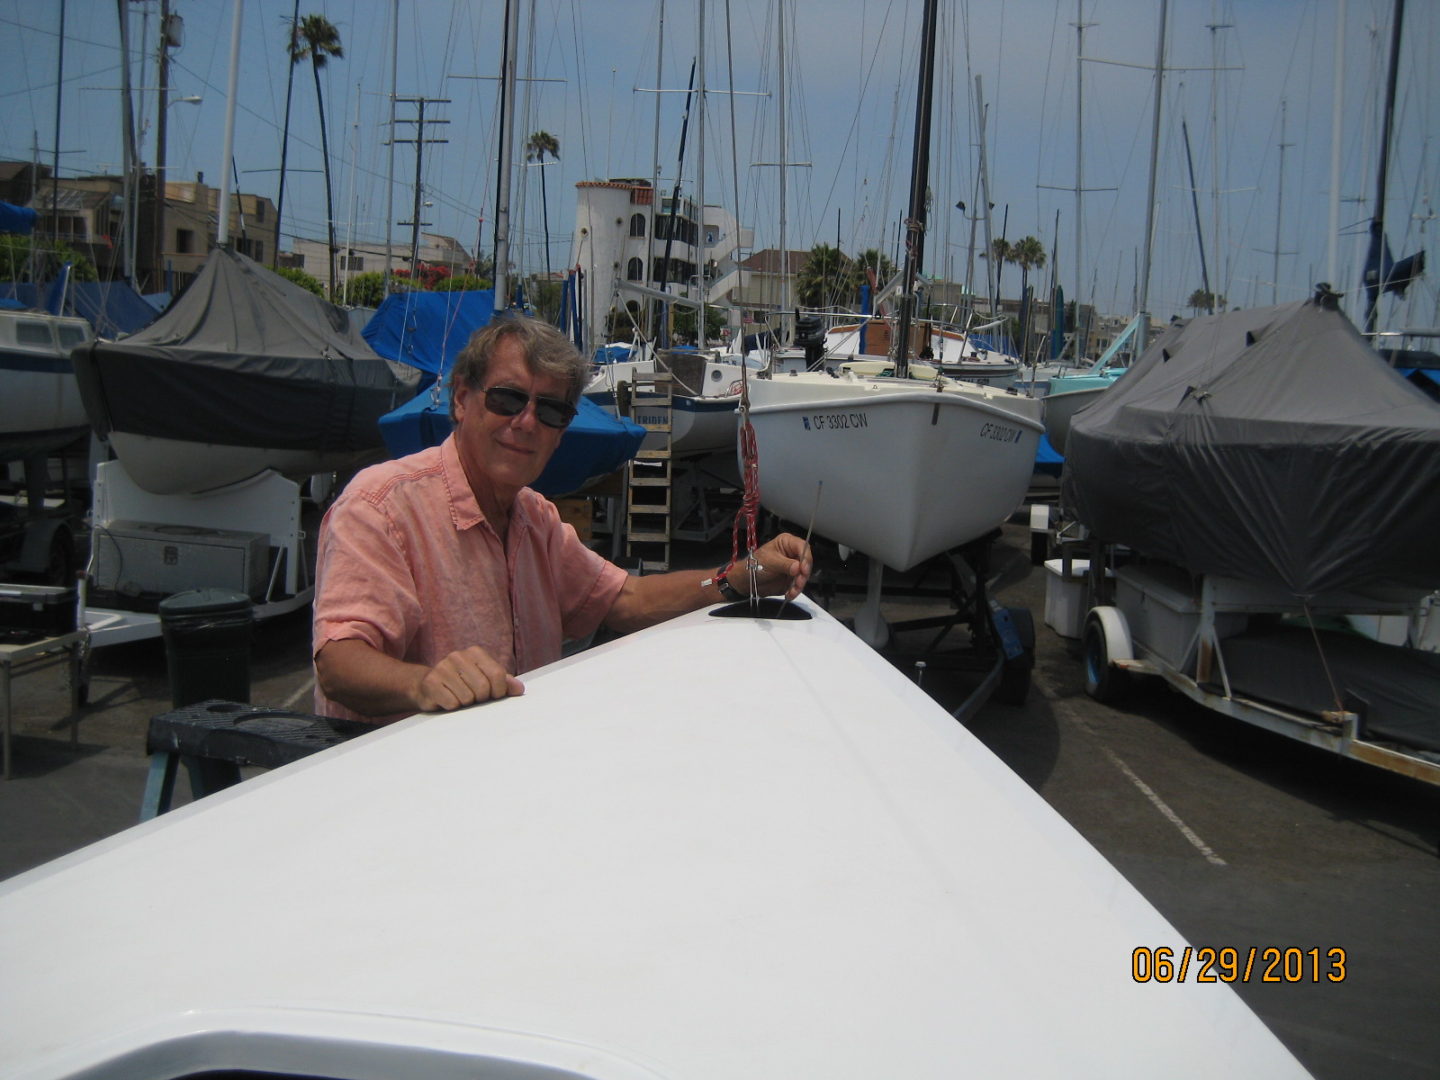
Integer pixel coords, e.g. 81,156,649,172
803,412,869,432
978,422,1022,443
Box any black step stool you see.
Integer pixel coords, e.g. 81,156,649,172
140,699,370,820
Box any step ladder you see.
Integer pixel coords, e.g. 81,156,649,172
624,371,674,571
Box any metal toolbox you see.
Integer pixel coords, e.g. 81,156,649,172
93,520,269,600
0,583,78,637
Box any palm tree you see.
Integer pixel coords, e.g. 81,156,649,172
794,243,854,309
289,14,343,293
1010,236,1047,360
984,236,1013,307
853,248,896,299
1187,288,1225,314
525,131,560,280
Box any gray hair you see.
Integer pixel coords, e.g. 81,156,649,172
449,316,589,422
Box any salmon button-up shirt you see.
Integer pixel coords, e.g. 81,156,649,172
313,434,627,723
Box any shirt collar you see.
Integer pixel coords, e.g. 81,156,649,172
440,433,533,537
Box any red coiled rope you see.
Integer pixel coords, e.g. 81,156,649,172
722,362,762,588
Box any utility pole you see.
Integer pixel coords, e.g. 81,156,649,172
393,96,450,288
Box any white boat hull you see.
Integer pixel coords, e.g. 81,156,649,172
585,354,754,457
0,311,94,460
747,373,1044,570
0,600,1309,1079
1041,384,1109,455
105,431,378,495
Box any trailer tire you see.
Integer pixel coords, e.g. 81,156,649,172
1083,607,1131,703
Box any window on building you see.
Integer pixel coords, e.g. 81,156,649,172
342,255,364,272
176,229,194,254
630,213,646,237
626,257,644,281
254,201,266,222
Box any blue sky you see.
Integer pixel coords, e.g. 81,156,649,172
2,0,1436,327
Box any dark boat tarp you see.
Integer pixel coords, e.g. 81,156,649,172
1061,295,1440,597
72,247,417,452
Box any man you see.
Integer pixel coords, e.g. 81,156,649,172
313,316,812,724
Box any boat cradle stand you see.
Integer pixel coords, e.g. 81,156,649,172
139,700,369,820
822,531,1036,719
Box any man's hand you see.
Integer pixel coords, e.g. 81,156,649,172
316,638,523,721
735,532,814,600
414,646,525,712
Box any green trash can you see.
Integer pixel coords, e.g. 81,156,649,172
158,589,255,709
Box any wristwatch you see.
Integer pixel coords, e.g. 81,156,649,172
702,565,744,602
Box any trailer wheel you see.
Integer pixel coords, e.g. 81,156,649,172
1083,607,1131,703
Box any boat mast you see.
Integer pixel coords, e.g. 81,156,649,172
695,0,707,348
893,0,940,379
1326,0,1346,289
492,0,520,313
777,0,790,345
214,0,243,248
1364,0,1405,335
1137,0,1167,318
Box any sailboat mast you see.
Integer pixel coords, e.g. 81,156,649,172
214,0,243,248
893,0,940,380
1137,0,1167,317
695,0,707,347
1364,0,1405,335
493,0,520,312
778,0,789,344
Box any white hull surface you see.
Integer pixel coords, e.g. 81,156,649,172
1042,384,1108,455
104,430,381,496
585,352,756,457
0,600,1308,1080
747,372,1044,570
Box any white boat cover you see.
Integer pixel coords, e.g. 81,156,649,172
1061,294,1440,596
0,600,1308,1079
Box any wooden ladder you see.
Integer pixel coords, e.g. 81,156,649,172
624,371,674,571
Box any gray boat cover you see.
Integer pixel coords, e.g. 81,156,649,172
1061,293,1440,597
73,247,416,452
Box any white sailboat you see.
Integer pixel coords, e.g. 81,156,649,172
0,599,1311,1079
745,0,1043,592
0,307,94,464
584,341,761,457
748,371,1041,571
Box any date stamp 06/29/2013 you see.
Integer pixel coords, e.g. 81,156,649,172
1132,946,1348,984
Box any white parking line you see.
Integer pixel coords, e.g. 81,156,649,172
282,676,316,712
1038,678,1227,867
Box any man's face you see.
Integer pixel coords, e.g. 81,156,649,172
452,335,569,498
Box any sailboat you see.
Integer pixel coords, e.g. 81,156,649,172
71,247,420,495
745,0,1043,577
0,259,95,465
0,598,1313,1079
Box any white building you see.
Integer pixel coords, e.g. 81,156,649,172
569,178,753,349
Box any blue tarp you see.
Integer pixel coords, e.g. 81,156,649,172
0,279,159,336
0,201,37,235
379,382,645,498
362,289,496,375
365,289,646,495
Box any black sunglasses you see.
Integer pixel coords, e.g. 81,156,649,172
481,385,578,430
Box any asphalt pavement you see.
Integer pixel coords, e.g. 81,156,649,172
1,520,1436,1080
